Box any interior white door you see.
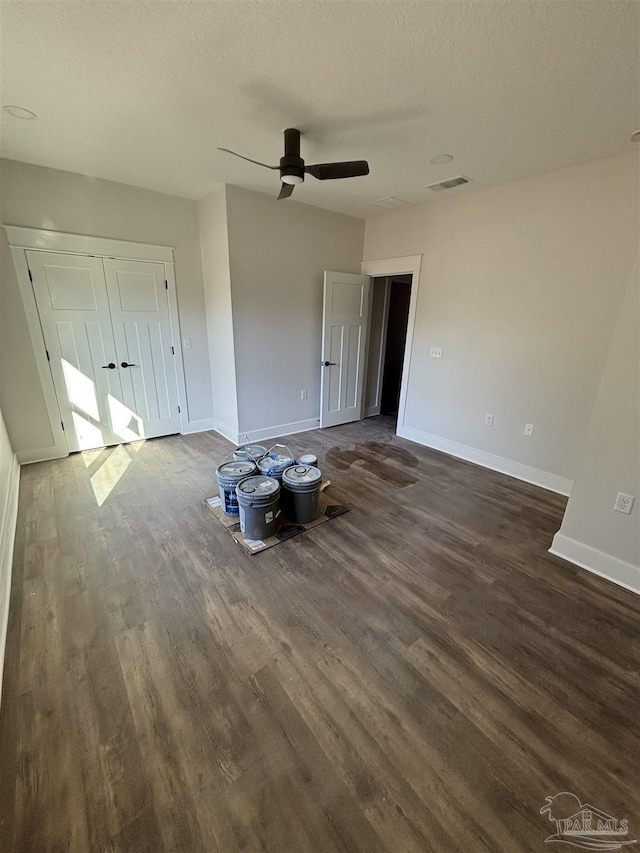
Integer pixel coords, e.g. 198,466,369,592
103,259,181,440
320,271,371,428
27,250,126,452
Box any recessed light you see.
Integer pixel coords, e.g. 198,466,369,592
3,105,38,120
631,130,640,143
430,153,454,165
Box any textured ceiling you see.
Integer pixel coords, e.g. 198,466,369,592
1,0,638,218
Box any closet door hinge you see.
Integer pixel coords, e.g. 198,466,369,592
28,268,33,282
177,405,181,414
60,420,65,431
165,280,168,290
45,350,50,362
171,346,175,355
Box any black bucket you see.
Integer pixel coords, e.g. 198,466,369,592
281,464,322,523
236,475,281,539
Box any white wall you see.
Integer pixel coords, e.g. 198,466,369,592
551,257,640,592
0,405,19,704
364,153,639,491
0,159,213,453
198,185,239,440
224,185,365,439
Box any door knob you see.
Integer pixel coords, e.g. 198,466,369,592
120,362,137,368
101,362,116,369
323,361,337,367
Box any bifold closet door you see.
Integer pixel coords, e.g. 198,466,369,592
103,259,181,440
27,250,126,451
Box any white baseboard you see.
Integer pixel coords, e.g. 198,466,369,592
239,418,320,446
549,533,640,595
16,445,68,465
397,424,573,496
181,418,215,435
212,419,240,445
0,453,20,706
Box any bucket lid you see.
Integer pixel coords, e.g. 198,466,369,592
217,460,255,478
258,452,295,472
283,464,322,486
237,475,280,496
298,454,318,465
234,444,266,458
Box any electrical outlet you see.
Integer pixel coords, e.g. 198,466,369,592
524,423,534,436
300,389,308,400
484,413,494,426
614,493,635,515
429,347,443,359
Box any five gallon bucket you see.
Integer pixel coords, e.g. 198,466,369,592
281,464,323,524
216,460,257,514
257,444,295,482
236,475,281,539
233,443,266,463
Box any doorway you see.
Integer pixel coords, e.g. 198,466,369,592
364,274,413,423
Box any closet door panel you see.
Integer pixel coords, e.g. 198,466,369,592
104,259,181,439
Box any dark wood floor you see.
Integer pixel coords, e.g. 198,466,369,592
1,417,639,852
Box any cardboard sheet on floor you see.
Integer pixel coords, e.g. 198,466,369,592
205,490,349,554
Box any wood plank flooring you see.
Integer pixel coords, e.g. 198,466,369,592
1,417,639,852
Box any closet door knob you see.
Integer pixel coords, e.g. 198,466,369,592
120,362,137,368
101,362,116,369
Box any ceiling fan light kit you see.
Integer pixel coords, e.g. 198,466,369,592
219,127,369,199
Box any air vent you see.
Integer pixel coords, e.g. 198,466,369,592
368,196,409,210
426,175,472,192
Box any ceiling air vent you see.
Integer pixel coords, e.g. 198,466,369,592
368,196,409,210
426,175,472,192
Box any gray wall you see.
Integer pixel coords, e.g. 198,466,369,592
0,159,213,453
364,152,639,484
225,185,365,437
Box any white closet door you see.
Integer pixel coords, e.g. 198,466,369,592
103,259,181,439
27,251,125,452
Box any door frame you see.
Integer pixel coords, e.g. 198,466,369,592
4,225,188,463
361,254,422,435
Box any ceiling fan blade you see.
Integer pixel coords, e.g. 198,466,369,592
277,182,295,200
217,148,279,170
305,160,370,180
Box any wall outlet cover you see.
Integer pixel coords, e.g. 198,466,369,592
524,423,534,436
429,347,443,359
484,413,494,426
613,493,635,514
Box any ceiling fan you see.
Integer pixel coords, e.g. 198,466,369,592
218,128,369,199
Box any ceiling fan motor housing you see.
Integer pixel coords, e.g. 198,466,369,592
280,128,305,184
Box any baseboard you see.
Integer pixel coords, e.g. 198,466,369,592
550,533,640,595
0,453,20,706
397,424,573,496
212,419,240,445
16,445,68,465
181,418,215,435
239,418,320,445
